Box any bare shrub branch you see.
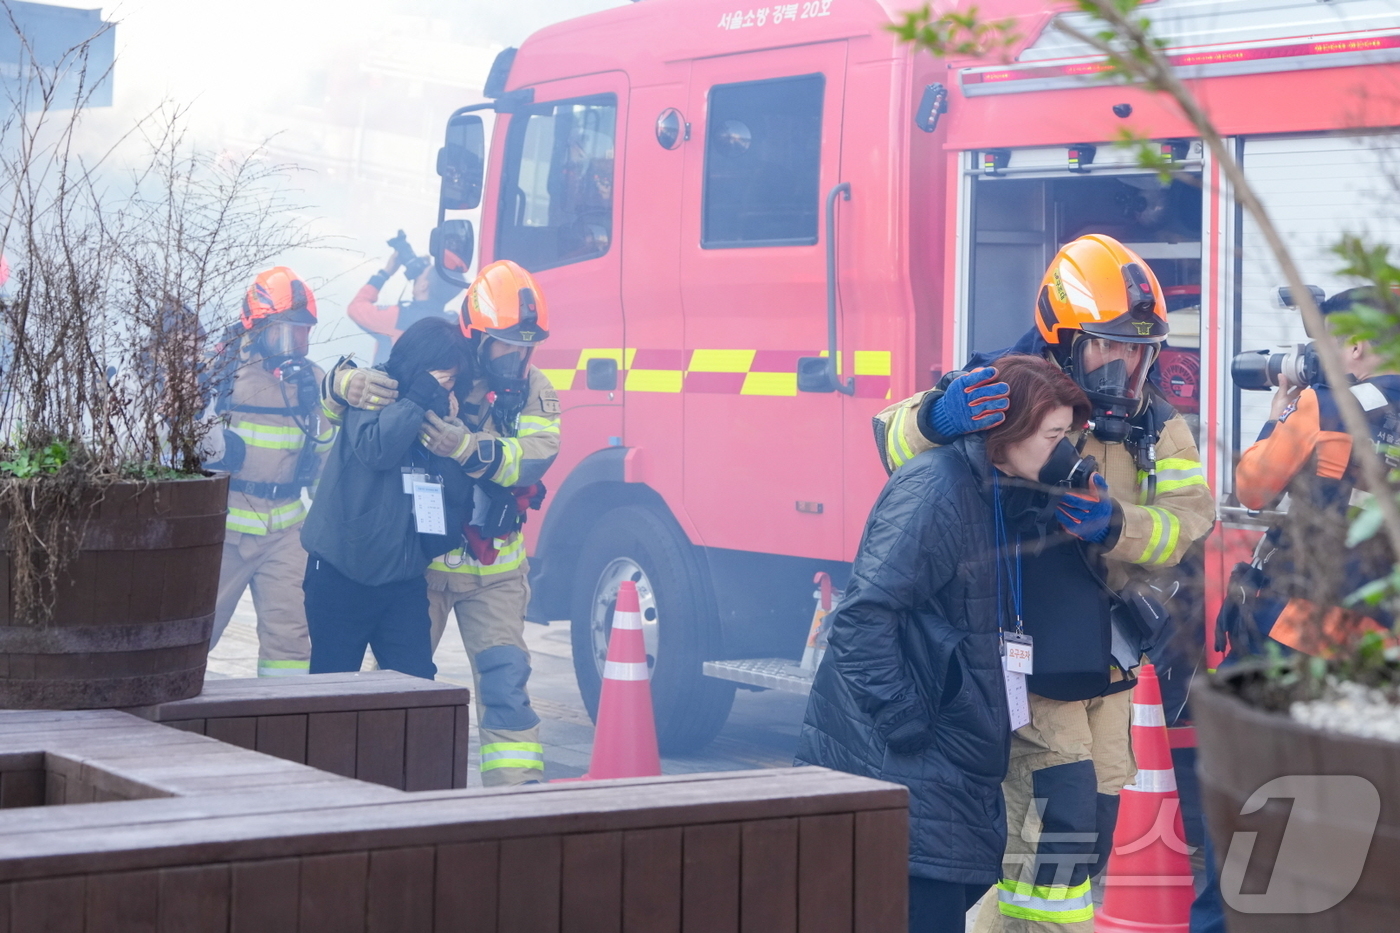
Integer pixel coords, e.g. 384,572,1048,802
0,8,318,623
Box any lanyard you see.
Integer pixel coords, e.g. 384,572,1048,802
991,471,1024,635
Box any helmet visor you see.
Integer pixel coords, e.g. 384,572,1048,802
1072,336,1155,406
258,322,311,359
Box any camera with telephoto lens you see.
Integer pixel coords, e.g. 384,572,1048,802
388,229,431,281
1230,342,1321,391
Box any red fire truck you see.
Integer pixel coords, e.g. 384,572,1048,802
429,0,1400,750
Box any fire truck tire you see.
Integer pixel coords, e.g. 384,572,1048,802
569,505,736,754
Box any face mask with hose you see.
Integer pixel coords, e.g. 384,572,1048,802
480,338,534,435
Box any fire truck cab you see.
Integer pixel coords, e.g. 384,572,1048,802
430,0,1400,751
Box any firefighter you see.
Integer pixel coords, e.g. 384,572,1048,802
875,235,1215,932
348,231,463,364
1225,286,1400,656
205,267,334,677
327,259,560,785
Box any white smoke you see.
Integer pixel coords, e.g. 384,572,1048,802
55,0,628,365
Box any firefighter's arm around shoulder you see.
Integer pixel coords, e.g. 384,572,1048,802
321,358,401,427
873,371,974,474
1235,384,1325,511
1101,411,1215,569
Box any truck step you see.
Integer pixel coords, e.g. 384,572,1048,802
703,658,815,695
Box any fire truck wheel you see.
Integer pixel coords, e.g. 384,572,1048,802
569,505,736,754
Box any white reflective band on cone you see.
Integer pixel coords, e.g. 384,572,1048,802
612,610,643,631
1132,703,1166,728
1125,767,1177,793
603,660,650,681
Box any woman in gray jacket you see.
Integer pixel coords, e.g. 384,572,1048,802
300,317,473,678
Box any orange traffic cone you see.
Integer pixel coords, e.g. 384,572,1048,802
1097,664,1194,932
580,579,661,779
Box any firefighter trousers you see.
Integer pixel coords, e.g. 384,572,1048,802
428,570,543,786
210,526,312,677
974,677,1136,933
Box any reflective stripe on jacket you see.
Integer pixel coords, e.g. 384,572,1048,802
429,534,528,577
457,366,561,490
220,350,331,536
429,366,561,578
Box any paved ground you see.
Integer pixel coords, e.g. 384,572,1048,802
206,593,811,785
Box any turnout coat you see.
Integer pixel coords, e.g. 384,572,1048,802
795,435,1011,885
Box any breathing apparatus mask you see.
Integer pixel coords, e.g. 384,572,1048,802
1067,335,1157,444
481,337,532,387
1039,438,1098,491
252,321,311,369
479,336,533,434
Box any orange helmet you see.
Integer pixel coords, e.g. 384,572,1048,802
462,260,550,346
240,267,317,329
1036,235,1168,347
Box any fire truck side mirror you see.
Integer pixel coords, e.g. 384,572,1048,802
429,220,475,289
797,356,841,393
437,113,485,211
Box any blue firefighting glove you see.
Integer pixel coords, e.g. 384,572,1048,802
929,367,1010,438
1056,473,1113,543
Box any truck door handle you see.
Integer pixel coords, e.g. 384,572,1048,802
797,182,855,395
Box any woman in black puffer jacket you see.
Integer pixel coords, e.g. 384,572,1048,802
796,355,1090,932
301,317,474,679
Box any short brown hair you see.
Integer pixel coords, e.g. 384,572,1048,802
983,354,1091,464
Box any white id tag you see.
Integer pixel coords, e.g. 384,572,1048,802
402,468,427,494
1003,632,1034,675
1003,668,1031,731
411,481,447,535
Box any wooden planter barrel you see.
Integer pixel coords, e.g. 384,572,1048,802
0,474,227,709
1193,672,1400,930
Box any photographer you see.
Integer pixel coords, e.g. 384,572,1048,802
1227,287,1400,655
204,267,334,677
348,230,463,364
875,236,1215,933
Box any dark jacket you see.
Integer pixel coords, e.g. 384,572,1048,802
795,436,1010,884
301,396,469,586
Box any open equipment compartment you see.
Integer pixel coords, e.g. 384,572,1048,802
963,147,1205,438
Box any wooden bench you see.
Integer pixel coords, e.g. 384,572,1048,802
0,703,909,931
124,671,472,790
0,767,906,932
0,709,398,805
